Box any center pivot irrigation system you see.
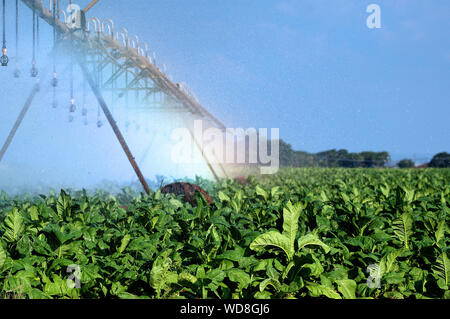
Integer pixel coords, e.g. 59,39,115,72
0,0,230,193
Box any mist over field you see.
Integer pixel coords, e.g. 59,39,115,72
0,61,213,195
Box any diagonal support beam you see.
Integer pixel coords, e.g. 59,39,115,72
0,83,40,163
181,116,221,183
83,0,100,13
78,62,151,195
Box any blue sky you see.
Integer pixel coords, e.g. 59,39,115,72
87,0,450,161
0,0,449,192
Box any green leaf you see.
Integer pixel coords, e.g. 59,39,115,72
56,190,72,219
282,261,295,279
282,201,302,255
341,192,350,203
149,254,173,297
205,269,226,283
205,269,226,291
218,191,230,202
260,278,281,293
320,191,329,202
0,243,6,269
336,279,357,299
433,252,449,287
250,201,304,261
435,220,446,247
255,186,268,201
2,208,25,242
301,256,324,277
402,187,415,204
306,282,341,299
227,269,251,289
379,249,401,276
28,206,39,221
271,186,283,198
250,231,291,260
380,184,390,197
169,198,183,208
254,290,273,299
178,272,198,285
119,234,131,253
297,233,330,253
118,292,140,299
392,212,413,249
384,271,405,285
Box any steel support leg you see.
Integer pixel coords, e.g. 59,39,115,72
0,83,40,163
181,116,225,183
78,62,151,195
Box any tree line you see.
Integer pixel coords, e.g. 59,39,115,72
277,140,450,168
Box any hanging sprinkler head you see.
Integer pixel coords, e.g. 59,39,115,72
68,115,74,123
51,72,58,87
1,0,7,67
30,60,38,77
82,105,87,117
0,46,8,66
97,116,103,128
52,100,58,109
70,98,76,113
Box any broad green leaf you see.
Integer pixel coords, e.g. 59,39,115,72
169,198,183,208
384,271,405,285
149,255,173,297
154,189,162,200
56,190,72,219
206,269,226,282
2,208,25,242
402,187,415,204
28,206,39,221
218,191,230,202
250,231,291,260
306,282,341,299
336,279,357,299
320,191,329,202
282,261,295,279
259,278,281,292
250,201,304,260
254,291,273,299
433,252,449,287
255,185,268,201
341,192,350,203
435,220,446,247
392,212,413,249
227,269,251,289
380,249,401,276
196,266,206,279
0,243,6,269
380,184,390,197
119,234,131,253
271,186,282,198
118,292,140,299
178,272,197,285
205,269,226,291
297,233,330,253
282,201,302,255
301,257,324,277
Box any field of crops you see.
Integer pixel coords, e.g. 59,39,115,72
0,168,449,299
